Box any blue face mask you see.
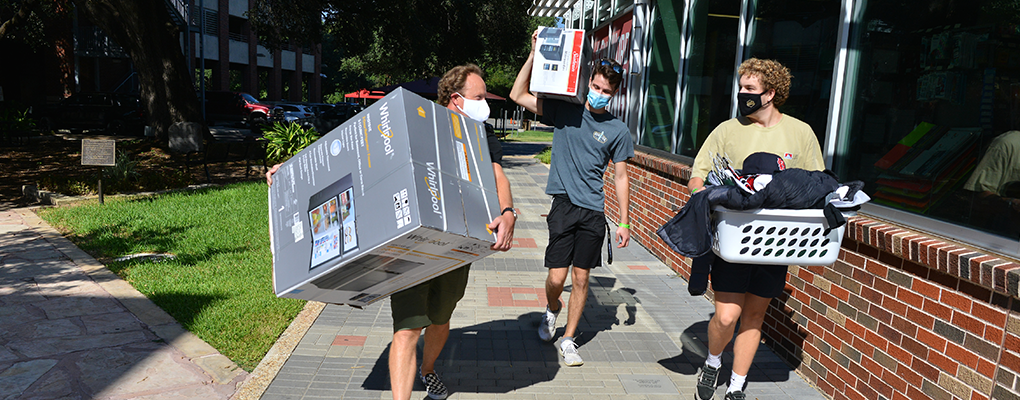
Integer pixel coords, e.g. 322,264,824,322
587,90,612,109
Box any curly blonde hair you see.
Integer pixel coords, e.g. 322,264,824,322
737,58,792,107
438,64,484,107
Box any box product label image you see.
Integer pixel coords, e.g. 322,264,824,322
268,88,501,307
530,26,592,104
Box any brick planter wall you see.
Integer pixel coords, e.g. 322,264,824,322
603,150,1020,400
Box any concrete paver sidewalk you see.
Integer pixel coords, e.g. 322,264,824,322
261,153,827,399
0,209,245,399
1,142,828,399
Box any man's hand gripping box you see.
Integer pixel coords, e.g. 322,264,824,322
530,26,591,104
268,88,500,307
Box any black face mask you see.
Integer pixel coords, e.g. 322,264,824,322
737,91,770,116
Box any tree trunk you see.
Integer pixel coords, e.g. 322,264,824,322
71,0,201,143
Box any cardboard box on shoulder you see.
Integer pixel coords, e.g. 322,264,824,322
268,88,501,308
530,26,591,104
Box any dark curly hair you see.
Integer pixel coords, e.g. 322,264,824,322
438,64,484,106
737,58,793,107
593,59,624,92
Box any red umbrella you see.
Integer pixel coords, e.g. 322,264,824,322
344,89,386,99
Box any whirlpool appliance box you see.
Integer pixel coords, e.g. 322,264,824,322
268,88,501,307
530,26,591,104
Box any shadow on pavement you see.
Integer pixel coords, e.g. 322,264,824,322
658,313,801,386
360,313,562,395
572,276,640,347
500,142,550,157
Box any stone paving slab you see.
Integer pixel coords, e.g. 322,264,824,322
0,208,244,399
261,154,827,399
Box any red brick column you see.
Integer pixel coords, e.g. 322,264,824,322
215,0,229,91
289,46,303,102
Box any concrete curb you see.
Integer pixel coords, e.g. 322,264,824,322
231,300,326,400
17,208,248,387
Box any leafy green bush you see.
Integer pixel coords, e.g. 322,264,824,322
103,151,140,187
40,176,94,196
263,122,318,164
0,104,37,141
324,92,345,104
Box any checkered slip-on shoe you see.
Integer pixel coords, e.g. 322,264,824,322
419,369,449,400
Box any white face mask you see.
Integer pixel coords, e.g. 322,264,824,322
455,93,490,123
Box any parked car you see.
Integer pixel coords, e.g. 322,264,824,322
33,92,145,135
275,103,315,122
311,102,364,133
203,91,272,127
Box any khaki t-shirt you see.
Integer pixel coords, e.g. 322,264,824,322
963,130,1020,194
691,114,825,179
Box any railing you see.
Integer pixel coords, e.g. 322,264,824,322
164,0,188,27
74,26,128,58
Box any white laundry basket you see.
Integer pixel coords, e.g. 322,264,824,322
711,206,846,266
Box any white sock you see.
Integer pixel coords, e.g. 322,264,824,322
706,352,722,369
561,336,574,348
727,372,746,393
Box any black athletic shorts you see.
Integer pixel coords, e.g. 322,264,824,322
709,257,789,298
545,195,606,269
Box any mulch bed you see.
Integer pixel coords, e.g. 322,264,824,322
1,134,266,210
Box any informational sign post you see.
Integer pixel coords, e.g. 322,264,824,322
81,139,116,204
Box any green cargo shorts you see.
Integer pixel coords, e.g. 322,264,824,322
390,264,470,332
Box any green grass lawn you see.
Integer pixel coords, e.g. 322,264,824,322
500,129,554,142
535,146,551,164
37,182,305,372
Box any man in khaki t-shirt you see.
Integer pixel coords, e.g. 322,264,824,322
688,58,824,400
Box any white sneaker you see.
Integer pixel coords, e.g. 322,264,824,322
538,306,558,342
559,338,583,366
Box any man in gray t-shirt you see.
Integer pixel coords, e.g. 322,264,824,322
510,29,634,367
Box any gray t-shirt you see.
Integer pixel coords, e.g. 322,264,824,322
541,100,634,212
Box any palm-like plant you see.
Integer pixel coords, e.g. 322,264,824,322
263,122,318,163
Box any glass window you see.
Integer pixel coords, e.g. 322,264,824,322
745,0,840,146
639,0,684,152
676,0,741,158
837,1,1020,244
584,0,595,29
597,0,611,24
616,0,634,14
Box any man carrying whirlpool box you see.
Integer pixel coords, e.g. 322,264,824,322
268,64,517,400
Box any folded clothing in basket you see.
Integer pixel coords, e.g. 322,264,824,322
657,168,854,258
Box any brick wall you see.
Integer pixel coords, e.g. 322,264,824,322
604,150,1020,400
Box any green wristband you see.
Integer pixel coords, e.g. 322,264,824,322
619,223,631,229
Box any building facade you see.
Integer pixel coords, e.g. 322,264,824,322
529,0,1020,399
190,0,321,102
0,0,320,105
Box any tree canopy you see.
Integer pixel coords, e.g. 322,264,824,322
248,0,545,95
1,0,200,141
